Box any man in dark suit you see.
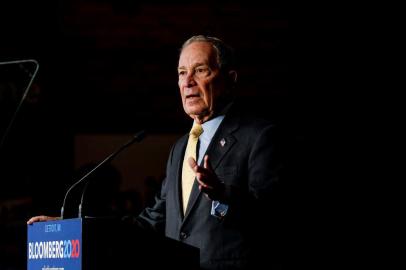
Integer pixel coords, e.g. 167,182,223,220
134,35,285,269
27,35,285,269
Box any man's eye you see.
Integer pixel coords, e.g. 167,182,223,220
196,68,206,73
178,70,186,76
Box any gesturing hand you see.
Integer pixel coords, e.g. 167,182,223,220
188,155,224,200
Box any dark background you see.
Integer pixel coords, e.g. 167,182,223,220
0,1,331,269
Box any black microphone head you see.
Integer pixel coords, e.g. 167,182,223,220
134,130,146,142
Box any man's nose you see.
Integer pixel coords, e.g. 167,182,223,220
184,73,196,87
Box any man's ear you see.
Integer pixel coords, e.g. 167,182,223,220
228,70,238,84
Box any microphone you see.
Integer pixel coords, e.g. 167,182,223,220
60,130,146,219
0,59,39,151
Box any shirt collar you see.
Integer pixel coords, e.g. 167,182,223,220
200,115,225,141
193,102,233,140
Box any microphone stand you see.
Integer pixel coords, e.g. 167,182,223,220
60,130,146,219
0,59,39,151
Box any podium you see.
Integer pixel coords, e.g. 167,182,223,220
27,217,199,270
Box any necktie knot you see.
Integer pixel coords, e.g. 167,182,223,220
190,123,203,138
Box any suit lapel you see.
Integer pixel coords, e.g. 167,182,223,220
175,135,188,219
206,114,239,170
207,133,237,170
183,115,240,220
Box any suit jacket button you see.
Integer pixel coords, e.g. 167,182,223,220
180,232,189,240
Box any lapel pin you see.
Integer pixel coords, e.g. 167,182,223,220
220,138,226,147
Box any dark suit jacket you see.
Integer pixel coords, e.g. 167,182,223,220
137,107,285,269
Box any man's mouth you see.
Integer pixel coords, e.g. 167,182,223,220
186,94,200,99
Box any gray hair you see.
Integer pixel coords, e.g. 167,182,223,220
180,35,236,72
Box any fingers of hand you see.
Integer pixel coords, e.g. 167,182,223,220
189,155,217,191
196,174,210,189
203,155,214,172
188,157,198,172
27,215,58,225
27,216,43,225
204,155,209,169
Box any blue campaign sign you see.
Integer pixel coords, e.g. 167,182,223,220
27,218,82,270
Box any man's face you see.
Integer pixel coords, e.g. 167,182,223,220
178,41,228,123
